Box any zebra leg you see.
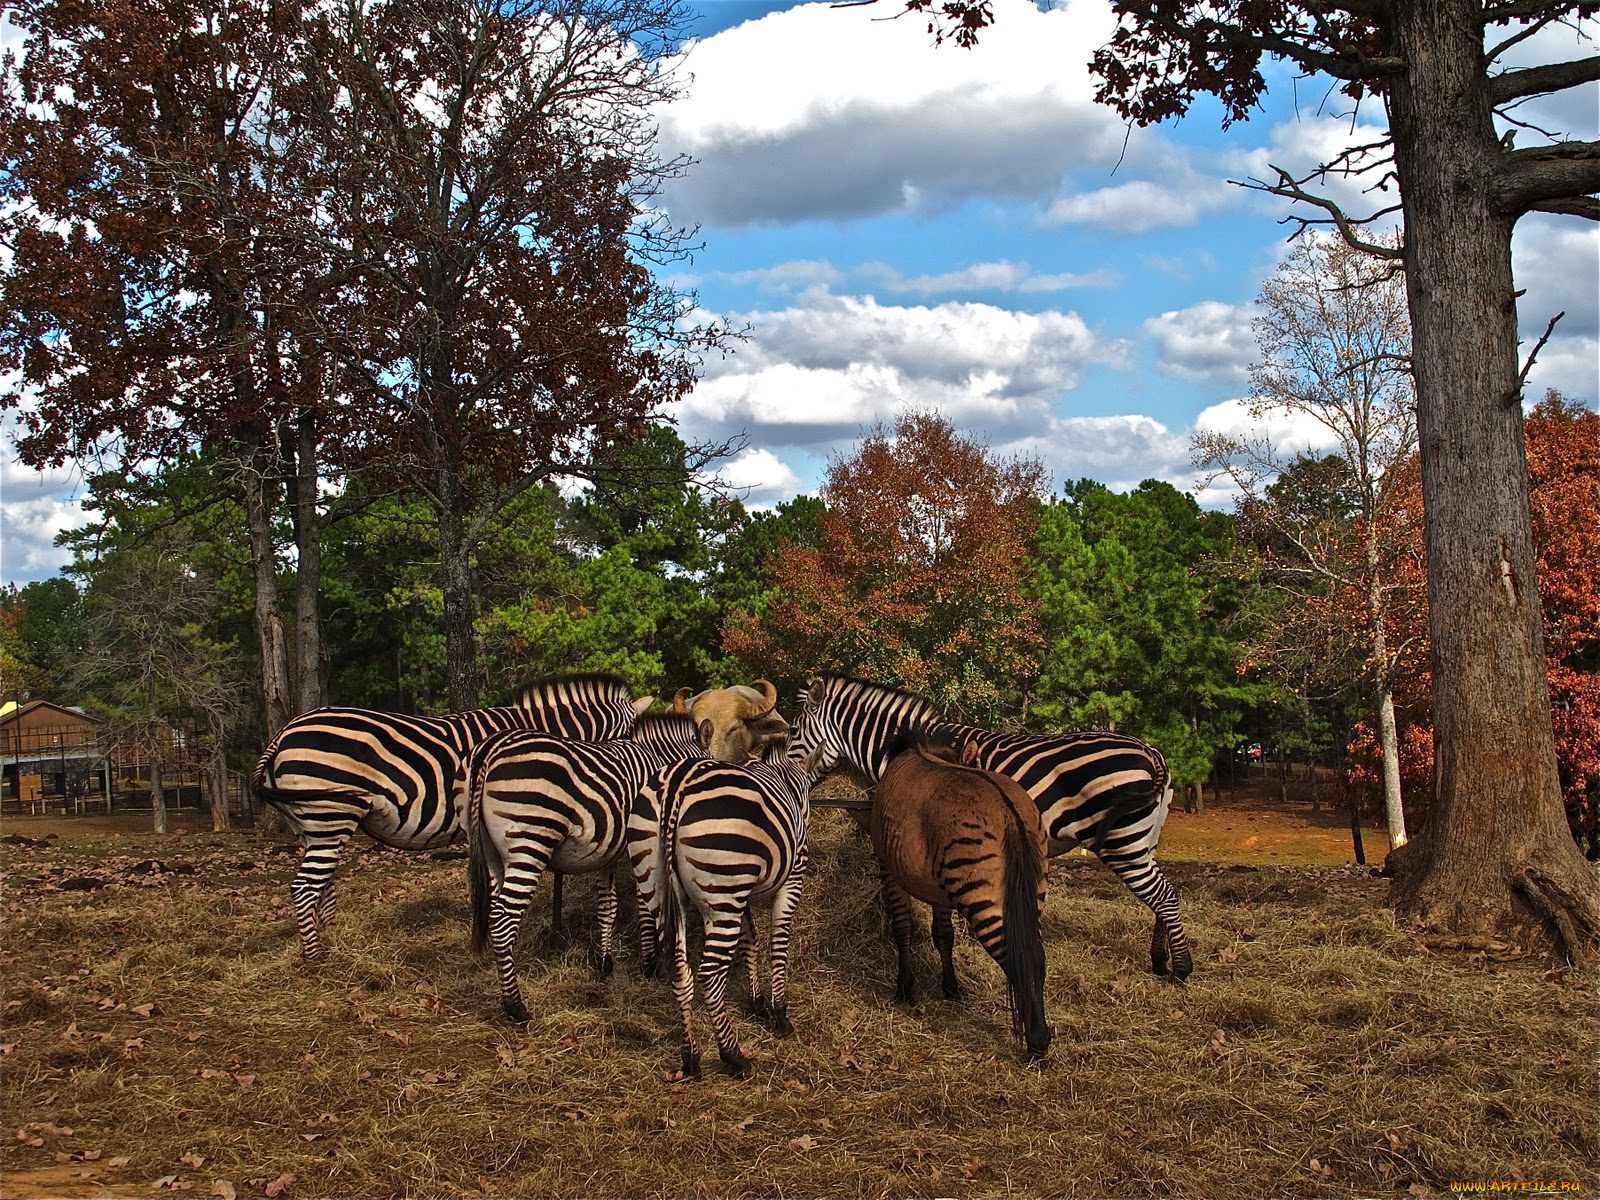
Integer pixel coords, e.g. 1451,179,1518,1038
698,911,753,1077
316,881,338,929
766,864,805,1038
593,871,618,979
626,805,665,980
742,910,770,1019
1103,853,1193,984
289,823,358,963
668,899,702,1079
931,904,962,1001
488,842,558,1025
882,874,918,1003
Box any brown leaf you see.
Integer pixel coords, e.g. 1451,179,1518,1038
109,1156,133,1169
734,1118,755,1131
231,1075,255,1090
781,1080,810,1094
131,1003,156,1018
399,1084,421,1102
263,1172,296,1198
210,1182,237,1200
789,1135,818,1152
181,1153,205,1169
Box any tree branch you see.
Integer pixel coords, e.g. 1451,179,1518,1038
1516,311,1564,394
1492,139,1600,218
1489,55,1600,105
1240,165,1405,258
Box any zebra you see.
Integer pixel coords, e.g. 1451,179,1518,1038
252,674,653,962
465,711,704,1024
656,730,826,1078
790,674,1191,983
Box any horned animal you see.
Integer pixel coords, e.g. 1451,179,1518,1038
871,731,1051,1062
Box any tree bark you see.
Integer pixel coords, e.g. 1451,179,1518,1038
205,708,230,832
1375,686,1406,847
1383,0,1599,961
242,436,293,736
436,445,481,713
287,408,326,714
149,747,168,835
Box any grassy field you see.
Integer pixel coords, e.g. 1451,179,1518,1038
1,786,1594,1199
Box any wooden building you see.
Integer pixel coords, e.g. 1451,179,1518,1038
0,699,111,815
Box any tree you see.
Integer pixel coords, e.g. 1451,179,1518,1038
725,411,1045,724
1526,394,1600,858
896,0,1600,958
287,0,730,711
0,0,332,737
0,579,85,701
1027,479,1256,794
1196,234,1419,849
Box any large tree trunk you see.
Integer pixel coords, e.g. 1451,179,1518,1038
242,436,294,735
436,447,481,714
204,708,230,833
149,746,168,835
287,409,326,713
1375,685,1406,848
1383,0,1599,961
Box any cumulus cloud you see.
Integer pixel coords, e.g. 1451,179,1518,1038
673,290,1129,450
1144,301,1257,386
1041,175,1239,234
702,446,807,506
0,469,84,586
1001,414,1200,493
1193,398,1345,457
658,0,1158,228
861,260,1116,295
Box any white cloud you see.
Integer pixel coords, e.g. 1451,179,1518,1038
720,259,845,294
1193,397,1344,457
0,476,83,586
703,446,806,505
861,259,1116,294
1002,414,1200,493
674,290,1129,450
1041,175,1238,234
1144,301,1256,385
658,0,1145,227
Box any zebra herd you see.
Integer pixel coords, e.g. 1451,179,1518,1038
252,671,1190,1074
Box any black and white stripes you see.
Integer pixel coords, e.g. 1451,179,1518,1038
252,674,652,961
793,674,1192,982
656,738,824,1077
465,712,702,1023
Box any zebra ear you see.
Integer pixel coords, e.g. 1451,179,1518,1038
632,695,655,717
800,741,828,774
804,675,825,703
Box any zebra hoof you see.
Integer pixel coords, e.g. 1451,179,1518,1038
747,994,771,1020
502,999,532,1026
770,1008,793,1038
941,980,962,1002
598,954,615,979
680,1047,702,1079
301,948,330,965
719,1048,752,1078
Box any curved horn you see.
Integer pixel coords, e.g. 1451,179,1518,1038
671,687,692,715
744,678,779,720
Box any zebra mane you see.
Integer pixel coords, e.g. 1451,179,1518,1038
512,672,633,707
809,673,943,725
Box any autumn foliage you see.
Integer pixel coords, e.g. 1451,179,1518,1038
723,412,1044,724
1344,394,1599,854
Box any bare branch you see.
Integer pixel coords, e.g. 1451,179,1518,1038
1516,311,1565,393
1239,165,1405,258
1489,55,1600,104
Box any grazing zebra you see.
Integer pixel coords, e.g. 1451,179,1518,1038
873,733,1050,1061
792,674,1191,983
465,712,703,1024
252,674,653,962
657,733,826,1078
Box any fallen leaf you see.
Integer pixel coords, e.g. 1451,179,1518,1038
231,1075,256,1090
131,1003,156,1018
781,1080,810,1094
108,1156,133,1169
789,1135,818,1152
263,1172,296,1198
210,1182,237,1200
734,1118,755,1131
181,1153,206,1169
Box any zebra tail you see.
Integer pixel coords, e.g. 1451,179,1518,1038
467,748,497,956
657,773,689,978
1000,799,1048,1046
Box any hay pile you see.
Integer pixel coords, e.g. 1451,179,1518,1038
1,811,1594,1198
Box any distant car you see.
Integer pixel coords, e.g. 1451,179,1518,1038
1239,742,1264,761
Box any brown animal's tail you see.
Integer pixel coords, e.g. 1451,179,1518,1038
999,792,1051,1061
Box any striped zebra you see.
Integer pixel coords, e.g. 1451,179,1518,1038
252,674,653,962
465,712,703,1024
792,674,1191,983
657,733,826,1078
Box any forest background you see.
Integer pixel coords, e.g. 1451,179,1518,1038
0,0,1595,868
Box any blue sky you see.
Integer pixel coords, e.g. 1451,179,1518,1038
2,0,1596,585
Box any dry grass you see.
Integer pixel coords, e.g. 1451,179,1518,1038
1,802,1595,1200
